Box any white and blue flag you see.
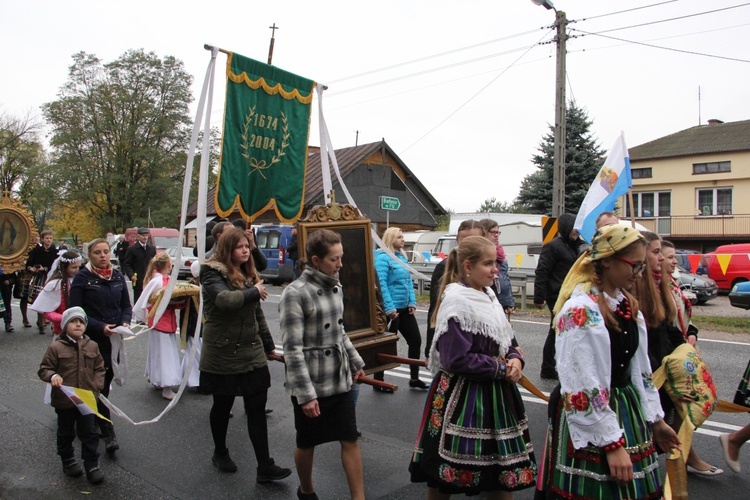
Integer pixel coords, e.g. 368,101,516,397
574,132,632,242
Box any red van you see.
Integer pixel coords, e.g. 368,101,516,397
124,227,180,253
706,243,750,291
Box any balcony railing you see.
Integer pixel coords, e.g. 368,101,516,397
633,214,750,238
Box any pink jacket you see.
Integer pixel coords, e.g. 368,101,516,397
43,278,71,335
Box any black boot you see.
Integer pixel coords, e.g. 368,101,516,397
212,449,237,473
101,422,119,455
62,457,83,477
256,458,292,483
85,464,105,485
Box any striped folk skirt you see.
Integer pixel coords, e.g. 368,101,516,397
535,384,662,500
409,370,537,495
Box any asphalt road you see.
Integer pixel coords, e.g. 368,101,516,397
1,287,749,499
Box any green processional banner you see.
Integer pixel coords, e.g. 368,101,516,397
215,52,315,222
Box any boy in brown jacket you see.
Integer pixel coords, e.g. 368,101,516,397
38,307,106,485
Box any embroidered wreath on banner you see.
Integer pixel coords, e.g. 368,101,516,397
241,106,290,180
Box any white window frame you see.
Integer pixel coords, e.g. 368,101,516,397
627,191,671,218
696,187,733,216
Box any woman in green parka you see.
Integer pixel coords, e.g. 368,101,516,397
199,227,291,483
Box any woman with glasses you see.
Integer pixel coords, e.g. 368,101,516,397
536,223,680,499
478,219,515,315
636,233,723,476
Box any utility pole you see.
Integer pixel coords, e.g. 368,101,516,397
268,23,279,65
551,10,567,217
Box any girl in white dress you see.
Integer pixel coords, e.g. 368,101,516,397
133,252,184,400
31,250,83,404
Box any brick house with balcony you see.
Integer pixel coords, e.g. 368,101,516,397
622,119,750,252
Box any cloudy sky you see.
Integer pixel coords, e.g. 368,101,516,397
2,0,748,213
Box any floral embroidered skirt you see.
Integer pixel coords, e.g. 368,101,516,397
409,370,537,495
535,384,662,500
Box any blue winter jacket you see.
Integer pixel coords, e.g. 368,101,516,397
374,250,416,315
493,258,516,309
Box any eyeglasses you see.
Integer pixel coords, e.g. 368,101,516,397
614,256,647,275
488,229,501,235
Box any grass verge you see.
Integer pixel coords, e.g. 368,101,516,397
690,316,750,334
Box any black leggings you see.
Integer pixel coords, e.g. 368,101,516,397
210,392,270,466
96,365,114,425
376,308,422,380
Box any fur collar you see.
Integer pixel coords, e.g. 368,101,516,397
202,257,229,277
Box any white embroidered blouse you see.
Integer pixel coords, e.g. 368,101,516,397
554,284,664,449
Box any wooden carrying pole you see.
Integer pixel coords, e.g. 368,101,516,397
357,377,398,392
377,353,427,367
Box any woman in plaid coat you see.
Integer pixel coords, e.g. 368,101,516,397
280,229,366,500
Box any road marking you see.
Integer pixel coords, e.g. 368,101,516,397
696,337,750,346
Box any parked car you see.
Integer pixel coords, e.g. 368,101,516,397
256,224,295,284
166,246,197,280
675,249,707,275
729,281,750,310
675,265,718,304
706,243,750,291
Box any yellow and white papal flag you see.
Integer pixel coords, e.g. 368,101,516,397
58,385,111,423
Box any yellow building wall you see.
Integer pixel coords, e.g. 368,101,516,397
620,151,750,217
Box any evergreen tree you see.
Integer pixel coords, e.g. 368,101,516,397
478,197,520,213
516,103,606,215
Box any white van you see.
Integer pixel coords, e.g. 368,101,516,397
402,230,447,263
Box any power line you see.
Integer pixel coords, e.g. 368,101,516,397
327,41,550,97
578,0,679,21
568,22,750,55
326,55,553,113
583,3,750,35
400,31,551,155
326,28,542,85
572,28,750,63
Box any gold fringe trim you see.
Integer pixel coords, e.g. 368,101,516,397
226,53,314,104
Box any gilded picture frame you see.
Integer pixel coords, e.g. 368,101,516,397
298,218,378,339
0,193,39,273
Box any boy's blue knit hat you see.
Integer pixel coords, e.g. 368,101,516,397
61,307,88,332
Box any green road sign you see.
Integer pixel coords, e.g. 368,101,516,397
380,196,401,211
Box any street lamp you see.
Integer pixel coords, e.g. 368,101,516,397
532,0,567,217
531,0,554,10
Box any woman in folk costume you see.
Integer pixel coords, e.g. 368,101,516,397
635,233,721,476
410,236,537,499
31,251,83,335
661,240,697,347
535,224,680,500
133,252,184,400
